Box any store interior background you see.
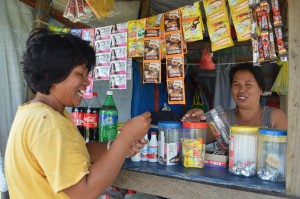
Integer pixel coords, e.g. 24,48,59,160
0,0,287,155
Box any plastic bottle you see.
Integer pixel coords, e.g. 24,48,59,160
130,148,141,162
141,134,149,161
71,98,87,139
148,132,158,162
84,92,101,143
123,190,137,199
99,91,118,142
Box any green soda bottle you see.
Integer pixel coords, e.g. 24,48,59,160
99,91,118,142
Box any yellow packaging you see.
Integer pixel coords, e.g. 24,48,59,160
127,19,146,57
207,21,234,51
203,0,226,16
181,1,201,19
182,139,206,168
232,11,251,41
230,0,249,16
182,17,203,42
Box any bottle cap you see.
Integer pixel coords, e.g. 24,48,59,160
107,91,113,95
93,92,98,97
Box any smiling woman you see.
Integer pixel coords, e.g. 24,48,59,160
181,63,287,149
5,28,152,199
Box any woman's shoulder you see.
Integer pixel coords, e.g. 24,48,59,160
267,106,287,130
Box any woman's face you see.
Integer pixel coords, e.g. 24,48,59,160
50,63,90,107
231,70,263,109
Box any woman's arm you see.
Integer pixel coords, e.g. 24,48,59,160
271,108,288,130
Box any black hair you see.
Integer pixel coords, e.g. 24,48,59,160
22,28,95,94
229,63,265,91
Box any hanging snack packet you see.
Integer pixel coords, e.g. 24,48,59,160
167,79,186,104
143,61,161,84
166,55,185,79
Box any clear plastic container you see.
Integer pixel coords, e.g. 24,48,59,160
158,121,181,165
181,122,208,168
229,126,259,177
204,106,231,149
257,128,287,182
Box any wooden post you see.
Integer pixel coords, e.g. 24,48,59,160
286,0,300,196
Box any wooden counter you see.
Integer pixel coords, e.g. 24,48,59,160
113,159,290,199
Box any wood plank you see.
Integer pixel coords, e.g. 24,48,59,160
139,0,150,18
114,170,289,199
286,0,300,197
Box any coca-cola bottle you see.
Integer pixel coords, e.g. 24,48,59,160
84,92,101,142
72,99,87,139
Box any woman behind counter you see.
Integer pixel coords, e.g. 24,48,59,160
5,29,151,199
182,63,287,144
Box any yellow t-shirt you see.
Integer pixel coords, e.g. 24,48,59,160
5,102,90,198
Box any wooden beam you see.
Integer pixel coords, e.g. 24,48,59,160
19,0,88,28
139,0,150,18
286,0,300,197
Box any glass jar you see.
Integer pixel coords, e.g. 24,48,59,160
204,106,231,149
157,121,181,165
229,126,259,177
257,128,287,182
181,122,208,168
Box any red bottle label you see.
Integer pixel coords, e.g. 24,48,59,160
72,112,84,127
84,113,99,128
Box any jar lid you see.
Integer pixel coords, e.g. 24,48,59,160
259,128,287,136
182,122,208,128
158,121,181,128
230,125,259,132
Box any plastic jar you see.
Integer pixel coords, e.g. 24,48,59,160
157,121,181,165
204,106,231,149
229,126,259,177
181,122,208,168
257,128,287,182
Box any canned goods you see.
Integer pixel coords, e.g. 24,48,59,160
257,128,287,182
181,122,208,168
229,126,259,176
158,121,181,165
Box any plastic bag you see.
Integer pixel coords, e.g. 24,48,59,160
0,152,8,192
271,60,288,95
199,46,215,70
192,86,209,112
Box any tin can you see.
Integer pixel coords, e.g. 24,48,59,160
181,122,208,168
229,126,259,177
257,128,287,182
158,121,181,165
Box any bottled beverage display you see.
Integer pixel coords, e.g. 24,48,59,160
71,98,87,139
99,91,118,142
148,132,158,162
84,92,101,142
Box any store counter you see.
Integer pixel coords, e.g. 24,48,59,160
113,159,288,199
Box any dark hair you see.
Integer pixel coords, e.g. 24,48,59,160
22,28,95,94
229,63,265,91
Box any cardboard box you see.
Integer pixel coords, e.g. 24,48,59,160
205,149,228,168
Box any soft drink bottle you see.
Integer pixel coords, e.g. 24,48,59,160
71,99,87,139
84,92,101,142
99,91,118,142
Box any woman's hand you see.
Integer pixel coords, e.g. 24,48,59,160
181,108,206,122
121,112,151,143
126,138,148,157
